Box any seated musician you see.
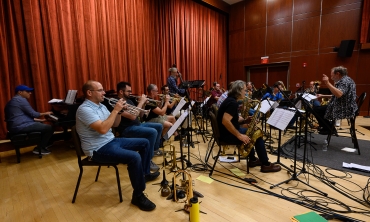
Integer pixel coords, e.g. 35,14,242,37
167,65,186,97
262,82,296,129
161,84,178,115
115,82,163,171
217,80,281,173
144,84,177,137
4,85,54,155
207,82,223,108
75,80,158,211
307,81,321,107
216,81,234,108
314,66,357,135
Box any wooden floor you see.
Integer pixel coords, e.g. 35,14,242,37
1,117,370,222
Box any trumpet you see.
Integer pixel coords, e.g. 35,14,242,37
103,96,150,117
158,94,181,103
129,95,161,107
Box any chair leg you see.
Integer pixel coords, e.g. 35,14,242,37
246,155,249,174
205,139,216,164
113,165,123,202
95,166,102,182
15,147,21,163
72,168,84,203
349,118,361,155
209,145,221,177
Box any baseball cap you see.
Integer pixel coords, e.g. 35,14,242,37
15,85,34,93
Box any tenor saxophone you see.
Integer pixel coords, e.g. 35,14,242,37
239,100,263,157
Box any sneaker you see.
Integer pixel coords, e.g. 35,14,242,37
150,160,160,172
154,150,163,157
145,171,160,182
131,193,156,211
32,147,51,155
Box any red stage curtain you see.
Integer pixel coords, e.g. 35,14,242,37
0,0,227,139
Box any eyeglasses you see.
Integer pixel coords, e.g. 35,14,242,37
90,89,105,92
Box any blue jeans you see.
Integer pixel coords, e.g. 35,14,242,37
120,123,163,160
92,137,150,196
239,128,269,165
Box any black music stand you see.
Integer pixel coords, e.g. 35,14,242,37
269,84,328,196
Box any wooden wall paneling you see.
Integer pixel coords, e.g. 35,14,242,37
320,9,362,50
317,53,359,79
244,27,266,60
266,22,292,55
249,67,267,88
322,0,362,14
293,0,321,20
244,0,266,30
266,0,293,25
289,55,319,90
229,1,245,32
292,16,320,51
229,30,244,62
268,66,289,87
228,61,245,82
357,50,370,84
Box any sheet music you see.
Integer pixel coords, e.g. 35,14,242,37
200,97,210,108
65,90,77,104
267,108,296,131
164,111,188,140
257,100,276,114
302,93,317,102
172,97,187,116
48,98,63,103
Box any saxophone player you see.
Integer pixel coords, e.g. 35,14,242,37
217,80,281,173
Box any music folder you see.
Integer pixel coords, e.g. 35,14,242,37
172,97,187,116
267,108,296,131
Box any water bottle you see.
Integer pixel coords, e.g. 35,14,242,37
322,139,328,151
189,197,200,222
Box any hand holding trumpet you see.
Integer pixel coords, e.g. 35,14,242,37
112,98,126,113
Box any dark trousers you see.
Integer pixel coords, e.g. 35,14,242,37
221,128,269,165
18,122,54,149
313,105,331,131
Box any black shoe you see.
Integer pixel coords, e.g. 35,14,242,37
131,193,156,211
318,129,330,135
145,171,160,182
174,135,181,141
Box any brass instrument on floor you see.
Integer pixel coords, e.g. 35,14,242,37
104,96,150,117
239,100,263,157
321,97,329,106
173,169,193,212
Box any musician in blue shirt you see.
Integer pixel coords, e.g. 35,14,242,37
4,85,54,155
261,83,283,101
167,66,186,96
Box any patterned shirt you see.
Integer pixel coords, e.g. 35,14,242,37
216,91,228,108
167,75,185,96
325,75,357,120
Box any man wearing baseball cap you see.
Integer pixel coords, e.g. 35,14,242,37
4,85,54,155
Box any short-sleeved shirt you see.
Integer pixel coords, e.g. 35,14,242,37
76,99,115,156
4,95,41,133
143,98,159,121
217,96,240,142
325,75,357,120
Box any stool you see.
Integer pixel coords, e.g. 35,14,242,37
8,132,42,163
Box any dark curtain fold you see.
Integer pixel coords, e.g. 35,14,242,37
360,0,370,43
0,0,227,139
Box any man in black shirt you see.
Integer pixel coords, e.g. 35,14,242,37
115,82,163,171
217,80,281,173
